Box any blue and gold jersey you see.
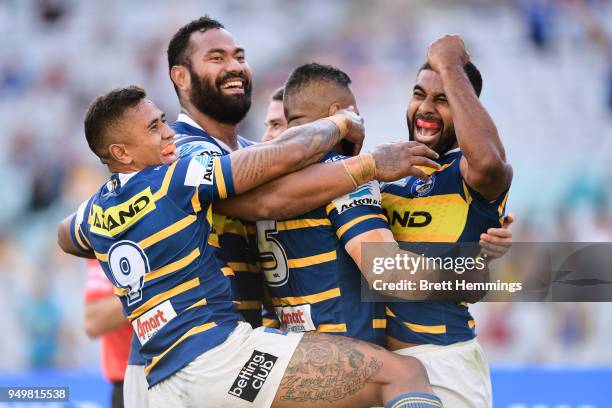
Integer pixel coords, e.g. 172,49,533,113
256,152,389,345
172,117,263,329
382,148,508,345
70,154,241,386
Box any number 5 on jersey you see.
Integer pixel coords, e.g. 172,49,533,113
256,220,289,287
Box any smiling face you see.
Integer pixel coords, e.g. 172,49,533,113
110,99,177,169
407,69,457,154
186,28,253,124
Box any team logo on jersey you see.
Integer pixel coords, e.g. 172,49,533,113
132,300,177,345
275,304,316,332
228,350,278,402
89,187,156,237
184,154,215,187
410,174,436,197
332,181,382,213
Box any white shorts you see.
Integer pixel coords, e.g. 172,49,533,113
149,323,303,408
394,339,492,408
124,364,149,408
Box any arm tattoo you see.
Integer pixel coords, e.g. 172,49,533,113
278,334,383,402
231,119,342,193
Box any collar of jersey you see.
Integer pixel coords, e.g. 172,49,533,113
444,147,461,155
176,113,247,152
109,171,138,190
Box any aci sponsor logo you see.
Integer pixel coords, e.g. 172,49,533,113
132,300,177,345
228,350,278,402
333,182,382,213
275,304,316,332
410,174,436,197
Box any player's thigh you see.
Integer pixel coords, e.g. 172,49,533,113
272,332,404,408
123,364,149,408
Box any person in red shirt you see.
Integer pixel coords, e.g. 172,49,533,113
83,259,132,408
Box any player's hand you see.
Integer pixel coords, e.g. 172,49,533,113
337,107,364,156
370,140,440,182
427,34,469,73
479,213,515,259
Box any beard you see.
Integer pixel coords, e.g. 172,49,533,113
408,114,457,155
189,68,252,125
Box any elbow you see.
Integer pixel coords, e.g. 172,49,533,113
57,225,70,254
472,161,513,190
83,319,101,339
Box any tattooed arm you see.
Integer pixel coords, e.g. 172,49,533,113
228,110,363,195
216,141,440,220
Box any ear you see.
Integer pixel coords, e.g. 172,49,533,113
170,65,191,94
108,143,132,165
327,102,343,116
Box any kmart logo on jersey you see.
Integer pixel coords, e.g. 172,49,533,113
89,187,156,237
132,300,177,345
332,181,382,213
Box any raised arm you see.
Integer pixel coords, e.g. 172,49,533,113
428,35,512,201
216,140,440,221
228,110,363,195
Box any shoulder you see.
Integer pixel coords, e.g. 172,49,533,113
238,135,256,148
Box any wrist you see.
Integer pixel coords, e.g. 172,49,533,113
438,62,466,76
325,114,350,137
342,153,376,187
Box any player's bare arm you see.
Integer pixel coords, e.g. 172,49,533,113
345,227,493,303
84,296,127,338
428,34,512,200
229,109,364,195
216,140,440,221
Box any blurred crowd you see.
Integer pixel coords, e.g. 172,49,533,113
0,0,611,371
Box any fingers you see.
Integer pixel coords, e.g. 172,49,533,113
479,240,509,258
480,228,512,243
409,144,439,161
409,156,440,170
502,213,516,229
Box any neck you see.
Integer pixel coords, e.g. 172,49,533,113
181,103,239,151
108,162,141,174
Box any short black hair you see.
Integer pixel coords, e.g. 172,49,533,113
167,16,224,93
271,86,284,102
284,63,352,99
84,85,146,163
419,61,482,97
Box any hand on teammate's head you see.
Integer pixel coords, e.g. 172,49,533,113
336,107,364,156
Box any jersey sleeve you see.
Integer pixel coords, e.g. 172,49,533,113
457,161,509,222
177,153,236,209
326,180,390,246
70,197,94,253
